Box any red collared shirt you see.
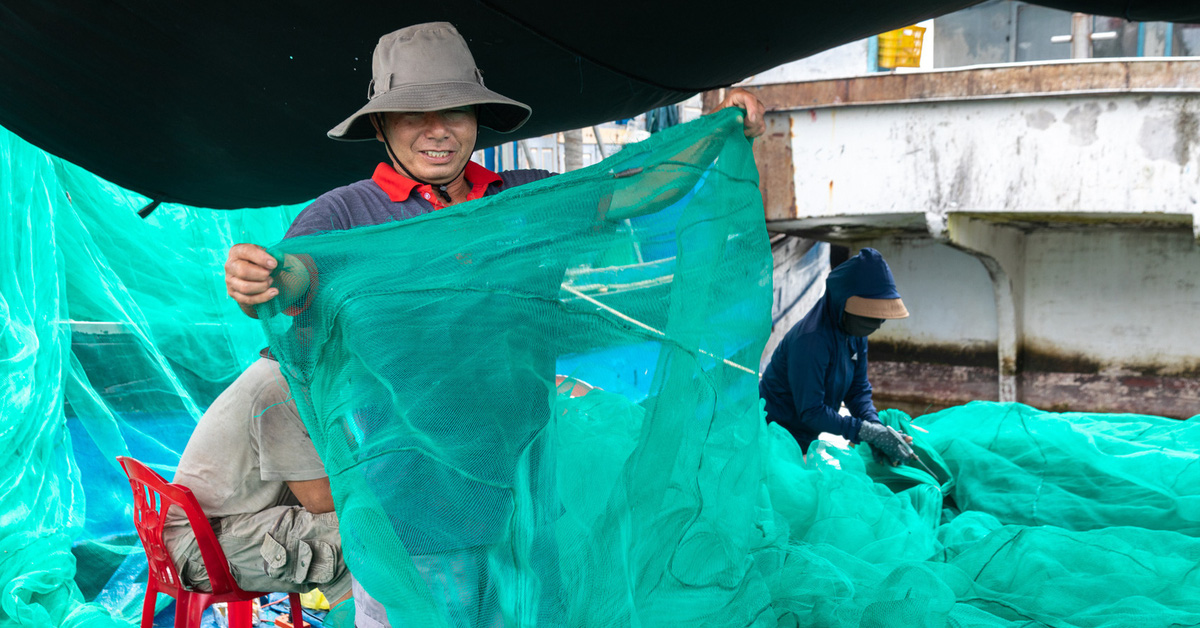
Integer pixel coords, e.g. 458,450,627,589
371,161,503,209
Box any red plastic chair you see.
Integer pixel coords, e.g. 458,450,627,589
117,456,305,628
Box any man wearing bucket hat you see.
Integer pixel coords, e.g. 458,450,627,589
224,21,764,318
759,248,917,466
220,20,765,628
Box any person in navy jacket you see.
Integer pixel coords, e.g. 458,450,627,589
760,248,914,464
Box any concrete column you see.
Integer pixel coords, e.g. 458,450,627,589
943,215,1026,403
563,128,584,172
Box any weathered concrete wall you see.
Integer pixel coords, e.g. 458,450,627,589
751,61,1200,419
842,227,1200,418
864,237,997,348
750,61,1200,241
1022,228,1200,372
1017,228,1200,417
851,238,1003,413
787,94,1200,222
759,227,1200,418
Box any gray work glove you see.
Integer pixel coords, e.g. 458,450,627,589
858,420,915,467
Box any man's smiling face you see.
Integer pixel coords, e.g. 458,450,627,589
376,107,478,184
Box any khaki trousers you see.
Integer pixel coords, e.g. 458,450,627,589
164,505,351,601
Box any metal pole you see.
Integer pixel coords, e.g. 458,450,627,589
1008,2,1019,62
1071,13,1092,59
563,129,584,171
519,141,538,170
591,125,609,160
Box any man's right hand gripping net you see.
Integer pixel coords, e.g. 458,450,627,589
256,110,775,627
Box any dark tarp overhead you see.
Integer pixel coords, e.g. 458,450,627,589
1,1,1197,209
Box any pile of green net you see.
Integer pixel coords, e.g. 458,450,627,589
0,123,303,627
4,109,1200,628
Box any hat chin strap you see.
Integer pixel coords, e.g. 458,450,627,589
373,113,466,204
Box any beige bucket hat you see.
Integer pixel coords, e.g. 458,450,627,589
328,22,532,140
844,296,909,319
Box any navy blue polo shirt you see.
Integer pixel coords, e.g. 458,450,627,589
285,161,553,239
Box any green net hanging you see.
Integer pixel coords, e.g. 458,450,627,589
4,108,1200,628
0,123,303,628
255,110,1200,627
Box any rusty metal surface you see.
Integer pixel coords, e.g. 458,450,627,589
955,212,1195,231
870,361,1001,409
767,213,929,242
1020,372,1200,419
869,339,998,368
748,59,1200,112
771,212,1195,239
760,87,1200,235
872,359,1200,420
754,115,796,222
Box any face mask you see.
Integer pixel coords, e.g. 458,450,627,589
841,312,884,337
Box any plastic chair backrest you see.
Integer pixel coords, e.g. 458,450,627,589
117,456,252,597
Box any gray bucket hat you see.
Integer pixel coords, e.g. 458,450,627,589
328,22,532,140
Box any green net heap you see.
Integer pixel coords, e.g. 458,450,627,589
3,109,1200,628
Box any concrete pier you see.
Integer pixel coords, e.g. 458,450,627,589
748,59,1200,418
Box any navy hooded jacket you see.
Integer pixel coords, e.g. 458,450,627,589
759,248,902,452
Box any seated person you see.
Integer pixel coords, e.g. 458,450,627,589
164,354,351,605
759,248,915,465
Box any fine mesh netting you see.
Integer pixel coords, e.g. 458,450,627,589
256,110,774,627
0,123,304,627
4,109,1200,628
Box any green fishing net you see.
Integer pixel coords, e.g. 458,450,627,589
0,124,302,627
256,110,773,627
255,110,1200,627
4,108,1200,628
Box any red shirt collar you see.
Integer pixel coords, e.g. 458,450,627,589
371,161,503,206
